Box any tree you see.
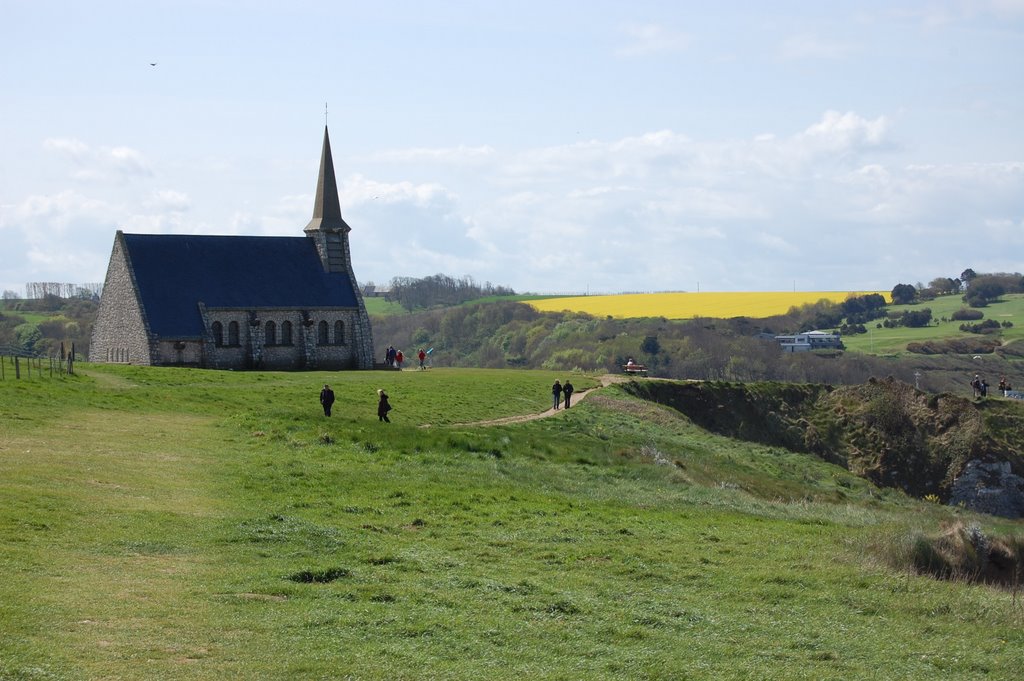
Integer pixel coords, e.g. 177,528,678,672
890,283,917,305
640,336,661,355
899,308,933,328
928,277,957,295
14,323,42,354
965,279,1005,308
960,268,977,287
2,289,19,301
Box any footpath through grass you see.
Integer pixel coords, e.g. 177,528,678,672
1,365,1022,679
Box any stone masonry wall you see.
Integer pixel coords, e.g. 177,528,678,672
90,232,155,364
307,230,375,369
203,307,363,370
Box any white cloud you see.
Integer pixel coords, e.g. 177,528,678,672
616,24,690,57
371,145,495,164
145,189,191,212
42,138,153,181
779,34,857,60
43,138,89,157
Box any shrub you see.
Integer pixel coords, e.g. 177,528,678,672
880,521,1024,587
951,308,983,321
959,319,1001,334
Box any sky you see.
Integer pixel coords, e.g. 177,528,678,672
1,1,1022,296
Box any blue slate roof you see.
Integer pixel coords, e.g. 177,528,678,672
122,233,358,338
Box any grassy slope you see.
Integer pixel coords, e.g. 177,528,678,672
1,365,1022,680
842,293,1024,356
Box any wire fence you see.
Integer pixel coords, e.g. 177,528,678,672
0,345,76,380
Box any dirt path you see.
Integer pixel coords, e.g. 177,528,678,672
456,374,627,427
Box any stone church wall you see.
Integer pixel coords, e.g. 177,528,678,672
201,307,366,370
90,233,155,364
155,340,205,366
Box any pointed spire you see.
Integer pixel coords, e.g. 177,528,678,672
305,126,351,233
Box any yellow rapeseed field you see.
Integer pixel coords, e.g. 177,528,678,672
528,291,888,320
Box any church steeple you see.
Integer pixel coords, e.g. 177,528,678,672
305,126,351,233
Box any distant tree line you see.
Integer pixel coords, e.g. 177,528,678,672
385,274,515,312
15,282,103,300
891,268,1024,308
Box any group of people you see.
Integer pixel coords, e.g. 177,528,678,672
972,374,1019,399
551,379,575,410
383,346,429,370
384,346,404,369
971,374,989,398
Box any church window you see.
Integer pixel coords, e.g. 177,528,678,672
265,321,277,346
318,320,329,345
228,321,240,346
212,321,224,347
281,321,293,346
334,320,345,344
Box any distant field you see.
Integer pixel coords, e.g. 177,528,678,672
528,291,888,319
843,293,1024,356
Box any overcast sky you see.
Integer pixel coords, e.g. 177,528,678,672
1,1,1022,295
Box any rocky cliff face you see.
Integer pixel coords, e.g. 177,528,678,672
623,377,1024,517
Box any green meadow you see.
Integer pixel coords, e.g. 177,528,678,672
842,293,1024,356
1,365,1022,680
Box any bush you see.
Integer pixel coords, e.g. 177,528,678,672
897,308,932,328
951,308,983,321
959,319,1001,334
906,337,1001,355
880,521,1024,587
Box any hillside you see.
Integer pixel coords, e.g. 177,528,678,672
2,364,1023,679
371,296,1024,394
623,377,1024,513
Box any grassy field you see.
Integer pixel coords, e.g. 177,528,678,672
842,293,1024,356
2,365,1022,679
528,291,888,320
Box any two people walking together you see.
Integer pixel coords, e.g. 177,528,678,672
551,379,574,410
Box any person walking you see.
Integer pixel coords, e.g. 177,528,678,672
377,389,392,423
319,384,335,417
552,380,562,410
418,348,426,370
395,350,404,370
563,379,574,409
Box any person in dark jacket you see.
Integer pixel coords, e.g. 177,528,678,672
563,379,574,408
320,384,335,416
552,380,562,410
377,389,392,423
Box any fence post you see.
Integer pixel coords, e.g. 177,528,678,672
15,356,20,379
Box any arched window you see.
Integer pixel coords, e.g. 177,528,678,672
334,320,345,345
265,321,277,346
318,320,329,345
212,321,224,347
228,321,240,346
281,321,293,346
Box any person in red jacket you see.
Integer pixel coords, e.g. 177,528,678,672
418,348,426,369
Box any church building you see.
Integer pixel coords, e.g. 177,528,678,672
89,127,375,370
